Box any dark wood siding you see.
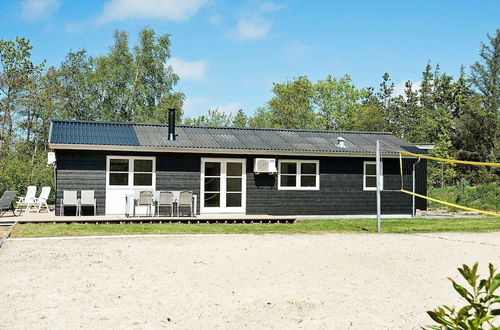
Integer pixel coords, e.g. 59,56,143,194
55,150,426,216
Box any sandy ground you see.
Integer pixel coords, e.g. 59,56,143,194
1,233,499,329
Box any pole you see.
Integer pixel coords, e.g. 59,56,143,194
412,158,421,217
376,140,381,233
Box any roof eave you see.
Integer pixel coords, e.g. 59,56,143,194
48,143,406,158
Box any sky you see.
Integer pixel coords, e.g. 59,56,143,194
1,0,499,118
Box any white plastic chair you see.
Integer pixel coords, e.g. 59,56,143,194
16,186,37,213
34,186,51,213
79,190,96,216
178,191,193,217
60,191,78,216
157,191,174,217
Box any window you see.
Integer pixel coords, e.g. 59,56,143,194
363,161,383,191
107,156,155,188
278,160,319,190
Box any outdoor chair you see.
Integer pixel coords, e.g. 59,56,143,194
16,186,37,213
135,191,153,216
34,186,51,213
0,191,18,217
60,191,78,216
79,190,96,216
178,191,193,217
157,191,174,217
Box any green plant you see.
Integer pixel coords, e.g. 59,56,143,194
424,263,500,329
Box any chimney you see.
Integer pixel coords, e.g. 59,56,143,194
168,108,176,141
336,136,346,148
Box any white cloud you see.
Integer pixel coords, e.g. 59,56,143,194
95,0,209,24
393,80,422,98
165,57,208,81
258,1,285,13
284,41,314,61
209,14,222,25
183,97,211,116
20,0,61,21
227,18,272,41
209,101,242,116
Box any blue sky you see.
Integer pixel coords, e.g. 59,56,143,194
1,0,499,118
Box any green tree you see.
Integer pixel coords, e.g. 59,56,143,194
133,28,184,123
470,28,500,161
94,30,134,122
314,74,367,130
56,49,99,120
0,37,42,151
428,129,457,187
184,108,233,126
232,109,248,127
267,76,315,129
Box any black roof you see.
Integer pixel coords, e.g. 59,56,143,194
49,119,421,155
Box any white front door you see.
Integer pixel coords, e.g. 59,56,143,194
200,158,246,214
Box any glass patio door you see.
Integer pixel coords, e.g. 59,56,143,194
201,158,246,214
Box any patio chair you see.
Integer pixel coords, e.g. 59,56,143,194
0,191,18,217
135,191,153,216
157,191,174,217
79,190,96,216
178,191,193,217
16,186,37,213
60,190,78,216
34,186,51,213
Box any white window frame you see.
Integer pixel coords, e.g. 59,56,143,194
200,158,246,214
106,156,156,190
363,161,383,191
278,160,320,191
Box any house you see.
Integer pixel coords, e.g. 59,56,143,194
48,110,426,216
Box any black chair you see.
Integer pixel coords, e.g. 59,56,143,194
0,191,18,217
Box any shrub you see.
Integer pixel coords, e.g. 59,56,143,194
424,263,500,329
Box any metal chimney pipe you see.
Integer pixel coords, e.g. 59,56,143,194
168,108,176,141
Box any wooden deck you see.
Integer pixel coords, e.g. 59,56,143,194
0,212,297,224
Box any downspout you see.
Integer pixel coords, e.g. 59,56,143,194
412,158,421,217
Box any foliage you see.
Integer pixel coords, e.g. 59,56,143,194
428,129,458,188
1,27,499,199
429,182,500,213
184,108,233,127
424,263,500,330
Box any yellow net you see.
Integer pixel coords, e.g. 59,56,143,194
396,151,500,217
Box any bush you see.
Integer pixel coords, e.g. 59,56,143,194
429,183,500,213
424,263,500,329
0,149,55,204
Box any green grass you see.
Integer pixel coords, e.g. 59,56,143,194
429,183,500,213
10,217,500,238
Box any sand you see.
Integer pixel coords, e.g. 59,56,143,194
1,233,499,329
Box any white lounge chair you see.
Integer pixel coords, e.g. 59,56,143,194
79,190,96,216
60,191,78,216
34,186,51,213
16,186,37,213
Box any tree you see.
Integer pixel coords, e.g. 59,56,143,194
470,28,500,160
428,129,457,187
94,30,134,122
232,109,248,127
133,28,184,123
184,108,233,126
314,74,367,130
267,76,315,129
56,49,99,120
0,37,42,151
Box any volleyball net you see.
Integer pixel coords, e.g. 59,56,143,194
379,142,500,217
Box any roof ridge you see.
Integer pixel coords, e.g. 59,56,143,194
50,118,395,135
